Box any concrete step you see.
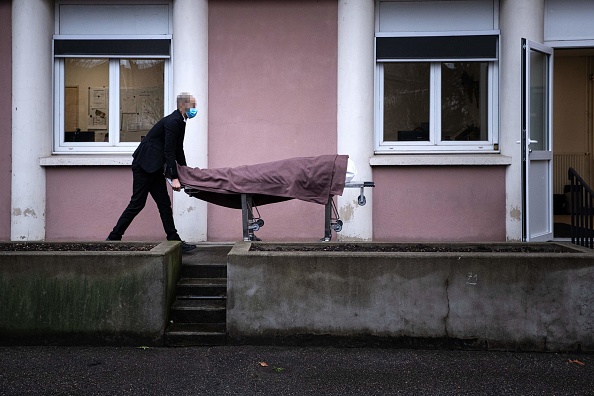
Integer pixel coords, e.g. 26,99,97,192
165,323,227,347
176,278,227,298
180,262,227,279
167,244,230,346
184,244,232,264
170,299,226,324
179,243,229,283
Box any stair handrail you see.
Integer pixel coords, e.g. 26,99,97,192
568,167,594,248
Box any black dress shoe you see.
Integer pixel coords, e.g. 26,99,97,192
181,241,197,253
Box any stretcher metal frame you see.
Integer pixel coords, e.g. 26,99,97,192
239,181,375,241
182,181,374,241
322,181,375,241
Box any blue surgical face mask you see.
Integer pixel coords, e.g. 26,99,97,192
186,108,197,119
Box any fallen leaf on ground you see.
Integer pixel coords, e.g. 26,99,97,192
258,362,268,367
568,359,585,366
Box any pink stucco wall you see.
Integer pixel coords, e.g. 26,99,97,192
207,0,338,241
0,2,11,241
372,166,506,242
45,167,174,241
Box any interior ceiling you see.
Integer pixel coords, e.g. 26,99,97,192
554,48,594,57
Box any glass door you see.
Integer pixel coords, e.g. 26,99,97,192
522,39,554,241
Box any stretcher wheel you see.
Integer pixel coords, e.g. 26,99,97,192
332,220,343,232
358,195,366,206
248,219,264,231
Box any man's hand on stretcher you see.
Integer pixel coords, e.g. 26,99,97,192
170,178,182,192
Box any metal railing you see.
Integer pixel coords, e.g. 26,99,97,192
568,167,594,248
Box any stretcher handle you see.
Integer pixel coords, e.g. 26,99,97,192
344,181,375,188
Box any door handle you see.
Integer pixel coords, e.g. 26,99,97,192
516,140,539,144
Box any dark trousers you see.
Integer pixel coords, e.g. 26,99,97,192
108,163,181,241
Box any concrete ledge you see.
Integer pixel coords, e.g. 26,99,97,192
370,154,512,166
0,241,181,345
40,155,133,166
227,242,594,352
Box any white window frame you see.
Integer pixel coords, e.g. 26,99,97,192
374,32,500,154
53,37,171,154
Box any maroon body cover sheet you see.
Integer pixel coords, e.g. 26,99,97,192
176,155,348,209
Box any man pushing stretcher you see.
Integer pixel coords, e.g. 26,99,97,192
106,91,370,244
106,92,198,253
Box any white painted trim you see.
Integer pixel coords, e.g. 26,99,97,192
544,40,594,48
374,60,498,152
370,154,511,166
499,0,545,241
53,58,169,154
12,0,54,241
337,0,375,241
171,0,208,243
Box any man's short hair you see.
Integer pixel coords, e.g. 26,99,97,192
177,92,193,107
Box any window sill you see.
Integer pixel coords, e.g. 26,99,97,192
370,154,512,166
40,155,132,166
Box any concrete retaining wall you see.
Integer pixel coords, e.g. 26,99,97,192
0,242,181,345
228,242,594,352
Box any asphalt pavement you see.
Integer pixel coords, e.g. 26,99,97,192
0,345,592,395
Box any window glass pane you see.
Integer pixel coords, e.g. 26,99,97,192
529,50,548,151
64,59,109,143
120,59,164,143
441,62,488,141
383,63,430,142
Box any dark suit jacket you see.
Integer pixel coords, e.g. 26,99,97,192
132,109,187,178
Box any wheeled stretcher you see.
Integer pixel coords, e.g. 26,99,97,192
175,155,374,241
183,181,375,241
